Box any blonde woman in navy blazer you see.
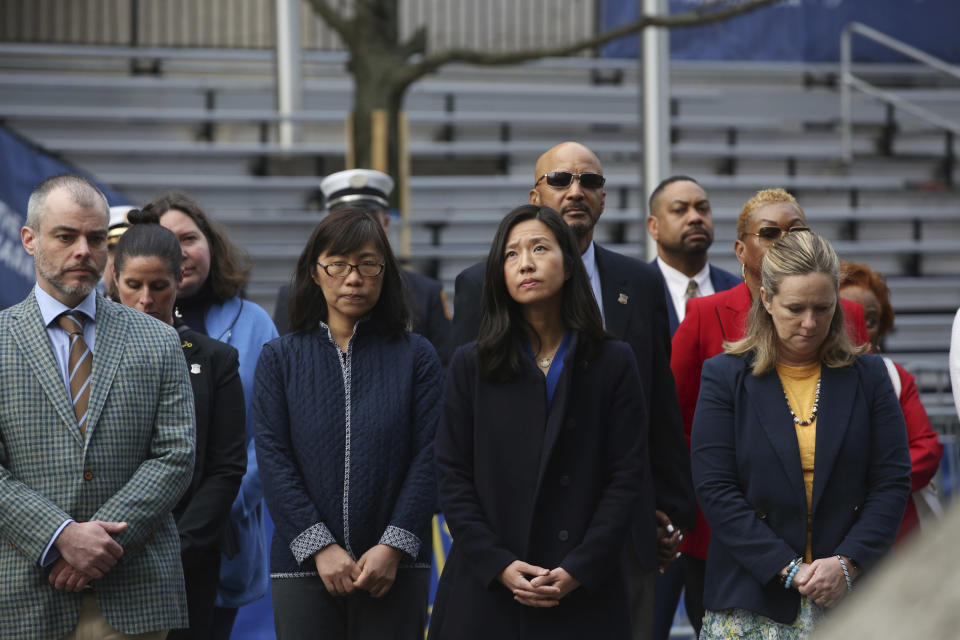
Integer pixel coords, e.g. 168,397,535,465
691,231,911,638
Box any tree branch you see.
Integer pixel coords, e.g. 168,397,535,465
401,25,429,59
396,0,778,87
304,0,350,41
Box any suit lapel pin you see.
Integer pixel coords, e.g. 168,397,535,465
617,293,629,305
190,363,201,375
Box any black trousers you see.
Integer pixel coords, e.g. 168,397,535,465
623,540,655,640
272,569,429,640
681,555,706,637
169,551,223,640
651,554,706,640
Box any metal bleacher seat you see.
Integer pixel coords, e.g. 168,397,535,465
2,44,958,404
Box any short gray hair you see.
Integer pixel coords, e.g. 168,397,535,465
25,174,109,231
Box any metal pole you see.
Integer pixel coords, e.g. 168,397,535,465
275,0,301,148
840,25,852,164
642,0,670,261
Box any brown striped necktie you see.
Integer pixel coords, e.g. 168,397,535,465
57,312,92,438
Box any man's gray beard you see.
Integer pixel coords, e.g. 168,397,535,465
34,244,101,299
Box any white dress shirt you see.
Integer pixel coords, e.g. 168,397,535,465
581,242,606,327
655,258,715,324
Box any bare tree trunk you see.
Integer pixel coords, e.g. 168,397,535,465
348,49,407,208
310,0,779,211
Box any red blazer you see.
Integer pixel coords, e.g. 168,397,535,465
891,361,944,543
671,281,870,559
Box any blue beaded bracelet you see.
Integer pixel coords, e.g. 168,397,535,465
784,563,801,590
780,557,802,589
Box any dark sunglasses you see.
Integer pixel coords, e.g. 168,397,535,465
535,171,606,190
748,226,810,241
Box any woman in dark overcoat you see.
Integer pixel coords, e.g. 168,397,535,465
429,205,647,640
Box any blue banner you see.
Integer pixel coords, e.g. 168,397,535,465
601,0,960,63
0,126,129,309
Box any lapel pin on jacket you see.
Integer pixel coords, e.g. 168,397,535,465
617,293,629,305
190,363,202,375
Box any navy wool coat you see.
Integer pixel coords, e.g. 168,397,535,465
429,335,646,640
451,245,694,571
252,323,442,576
691,353,911,623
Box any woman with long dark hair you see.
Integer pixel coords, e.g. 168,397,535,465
429,205,646,639
112,213,247,639
253,209,442,639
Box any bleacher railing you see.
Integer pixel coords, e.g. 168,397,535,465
840,21,960,169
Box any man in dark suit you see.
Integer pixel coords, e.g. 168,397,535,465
647,176,741,337
646,175,740,639
0,174,195,638
273,169,451,362
450,142,695,640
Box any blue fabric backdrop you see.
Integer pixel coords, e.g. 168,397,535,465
601,0,960,63
0,126,129,309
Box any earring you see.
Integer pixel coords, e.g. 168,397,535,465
740,263,746,280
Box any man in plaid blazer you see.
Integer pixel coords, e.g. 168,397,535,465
0,174,196,638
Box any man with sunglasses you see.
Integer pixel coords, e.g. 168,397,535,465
646,176,740,337
451,141,696,640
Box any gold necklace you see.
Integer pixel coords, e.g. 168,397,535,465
535,342,562,370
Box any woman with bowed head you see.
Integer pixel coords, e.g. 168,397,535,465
692,231,911,638
839,261,943,542
111,212,247,639
669,188,869,636
253,209,442,639
142,192,279,638
429,205,646,639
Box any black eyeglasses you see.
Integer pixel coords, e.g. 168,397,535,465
747,226,810,241
316,261,384,278
535,171,606,190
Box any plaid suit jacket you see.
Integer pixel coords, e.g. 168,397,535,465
0,291,196,638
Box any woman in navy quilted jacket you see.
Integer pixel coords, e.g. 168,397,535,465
253,209,443,639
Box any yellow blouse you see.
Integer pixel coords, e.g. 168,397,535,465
775,362,821,562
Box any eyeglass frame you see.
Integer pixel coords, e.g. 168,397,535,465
534,171,606,190
315,261,385,278
746,226,811,242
